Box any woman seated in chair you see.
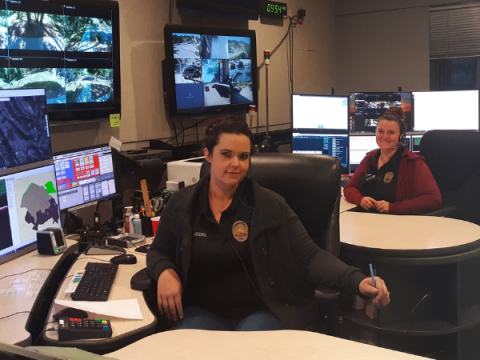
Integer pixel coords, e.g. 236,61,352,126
344,107,442,214
147,115,390,332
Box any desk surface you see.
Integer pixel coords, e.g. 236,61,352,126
106,329,428,360
0,240,76,346
43,245,156,352
340,211,480,252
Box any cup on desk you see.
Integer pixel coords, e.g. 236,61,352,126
151,216,160,236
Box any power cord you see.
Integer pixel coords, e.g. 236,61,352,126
0,269,51,282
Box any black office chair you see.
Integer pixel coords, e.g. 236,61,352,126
420,130,480,224
134,153,343,333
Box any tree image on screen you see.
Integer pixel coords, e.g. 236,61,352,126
20,181,59,231
8,11,65,51
65,16,112,53
66,68,113,103
0,10,8,50
7,68,66,104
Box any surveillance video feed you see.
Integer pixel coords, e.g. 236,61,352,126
65,16,112,53
66,68,113,103
7,68,66,104
0,2,116,107
349,92,412,132
173,32,254,110
8,11,65,52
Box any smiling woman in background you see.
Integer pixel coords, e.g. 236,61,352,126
344,108,442,214
147,115,390,332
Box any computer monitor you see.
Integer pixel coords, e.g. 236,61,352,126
348,134,413,173
349,92,413,132
53,145,117,210
411,135,423,153
292,132,348,168
0,88,51,174
412,90,479,131
348,134,377,173
0,164,61,265
292,94,349,131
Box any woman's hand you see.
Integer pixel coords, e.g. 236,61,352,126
359,277,390,307
375,200,390,213
157,268,183,321
360,196,376,210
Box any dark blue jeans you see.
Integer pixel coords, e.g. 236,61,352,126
171,306,285,331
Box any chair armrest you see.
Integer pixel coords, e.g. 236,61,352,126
314,283,342,303
425,205,457,218
131,268,152,291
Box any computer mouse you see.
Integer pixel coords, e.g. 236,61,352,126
135,244,151,253
110,254,137,265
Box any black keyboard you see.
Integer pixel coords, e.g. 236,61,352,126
71,262,118,301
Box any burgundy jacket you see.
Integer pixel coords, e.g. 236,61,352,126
344,148,442,215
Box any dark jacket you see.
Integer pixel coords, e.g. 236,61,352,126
147,175,366,330
344,148,442,214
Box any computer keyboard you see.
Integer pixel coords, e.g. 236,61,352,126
71,262,118,301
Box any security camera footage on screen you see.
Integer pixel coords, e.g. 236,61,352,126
0,1,114,106
292,95,349,130
173,33,254,109
0,88,51,172
0,165,60,259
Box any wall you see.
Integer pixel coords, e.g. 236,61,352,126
51,0,337,152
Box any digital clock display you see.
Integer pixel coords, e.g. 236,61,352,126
260,0,287,19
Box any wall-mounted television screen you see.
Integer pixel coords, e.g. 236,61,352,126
163,24,258,117
0,0,121,122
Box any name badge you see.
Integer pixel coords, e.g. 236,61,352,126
232,221,248,242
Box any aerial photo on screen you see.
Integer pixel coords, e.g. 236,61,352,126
7,68,66,104
0,179,13,252
0,95,51,170
8,11,64,51
66,68,113,103
228,37,251,59
65,16,112,53
172,33,201,59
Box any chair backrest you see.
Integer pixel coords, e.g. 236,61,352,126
249,153,341,256
199,153,341,255
420,130,480,204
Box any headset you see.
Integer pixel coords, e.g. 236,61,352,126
377,113,406,148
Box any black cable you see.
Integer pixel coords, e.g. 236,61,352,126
165,118,210,144
258,16,297,71
0,311,30,321
169,0,174,24
180,121,185,147
34,327,56,346
0,269,51,282
171,120,179,147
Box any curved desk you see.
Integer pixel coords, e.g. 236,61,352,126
106,329,428,359
339,211,480,359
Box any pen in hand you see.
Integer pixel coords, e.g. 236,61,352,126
369,263,380,309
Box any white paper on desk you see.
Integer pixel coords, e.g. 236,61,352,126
54,299,143,320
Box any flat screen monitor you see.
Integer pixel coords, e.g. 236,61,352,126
292,94,349,131
348,134,377,173
0,88,52,174
349,134,412,173
292,132,348,168
0,164,61,265
163,24,258,117
411,134,423,153
0,0,121,122
349,92,413,132
412,90,479,131
53,145,117,210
